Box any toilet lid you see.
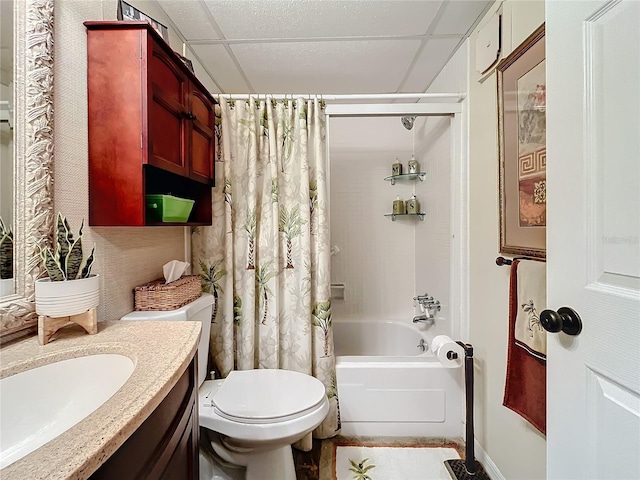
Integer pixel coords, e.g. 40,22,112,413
212,369,326,424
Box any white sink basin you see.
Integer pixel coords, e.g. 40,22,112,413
0,353,135,469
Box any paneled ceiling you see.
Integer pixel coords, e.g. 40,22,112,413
157,0,492,95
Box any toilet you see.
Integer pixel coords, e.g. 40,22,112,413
121,293,329,480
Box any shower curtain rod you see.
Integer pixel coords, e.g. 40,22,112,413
214,93,465,102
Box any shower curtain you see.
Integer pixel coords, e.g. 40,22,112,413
192,97,340,446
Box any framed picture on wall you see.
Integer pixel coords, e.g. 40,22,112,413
497,24,546,259
175,52,195,74
117,0,170,43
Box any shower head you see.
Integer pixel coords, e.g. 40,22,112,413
401,116,417,130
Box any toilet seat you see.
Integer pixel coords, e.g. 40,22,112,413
198,371,330,444
211,370,326,424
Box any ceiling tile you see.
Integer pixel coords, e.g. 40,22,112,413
401,37,462,92
153,0,489,97
190,44,251,93
229,39,421,94
433,0,492,35
158,0,221,41
204,0,443,39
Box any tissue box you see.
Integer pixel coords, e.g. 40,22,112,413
145,194,195,223
134,275,201,311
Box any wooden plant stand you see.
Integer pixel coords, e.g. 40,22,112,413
38,308,98,345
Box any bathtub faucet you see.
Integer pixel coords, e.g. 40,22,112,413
413,294,433,307
413,314,435,326
413,292,442,321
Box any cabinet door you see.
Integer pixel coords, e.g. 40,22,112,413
89,360,199,480
147,38,189,177
87,27,147,226
160,405,199,480
188,85,215,185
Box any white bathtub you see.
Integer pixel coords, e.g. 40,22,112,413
334,319,463,438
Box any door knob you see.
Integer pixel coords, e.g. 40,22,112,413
540,307,582,336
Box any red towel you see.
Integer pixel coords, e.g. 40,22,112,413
503,260,546,435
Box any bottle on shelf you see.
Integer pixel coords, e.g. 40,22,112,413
392,195,406,215
407,155,420,174
391,158,403,176
406,194,420,214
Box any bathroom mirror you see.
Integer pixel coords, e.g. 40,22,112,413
1,0,14,296
0,0,55,338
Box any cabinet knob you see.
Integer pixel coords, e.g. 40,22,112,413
182,111,196,120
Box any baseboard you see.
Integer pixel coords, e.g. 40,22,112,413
474,438,505,480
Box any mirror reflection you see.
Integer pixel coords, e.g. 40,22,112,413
0,0,15,296
1,0,54,332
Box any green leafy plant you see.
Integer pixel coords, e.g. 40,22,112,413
349,457,376,480
39,213,95,281
0,217,13,280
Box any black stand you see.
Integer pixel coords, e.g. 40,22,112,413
444,342,491,480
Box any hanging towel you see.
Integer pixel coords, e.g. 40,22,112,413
503,260,546,435
514,260,547,359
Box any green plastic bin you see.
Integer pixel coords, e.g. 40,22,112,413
145,194,195,223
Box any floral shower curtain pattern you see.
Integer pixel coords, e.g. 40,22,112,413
192,97,340,443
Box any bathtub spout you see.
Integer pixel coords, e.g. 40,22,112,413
412,314,434,326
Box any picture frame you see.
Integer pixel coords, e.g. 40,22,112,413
175,52,195,74
117,0,170,43
497,24,546,259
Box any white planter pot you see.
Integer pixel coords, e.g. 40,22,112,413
0,277,14,297
35,274,100,317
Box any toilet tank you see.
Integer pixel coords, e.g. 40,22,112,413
121,293,213,386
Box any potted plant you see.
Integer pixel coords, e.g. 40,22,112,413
0,217,13,296
35,213,98,318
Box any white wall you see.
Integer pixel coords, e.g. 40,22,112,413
329,117,415,323
53,0,217,321
425,39,469,95
329,114,454,342
461,1,547,478
412,42,470,342
413,115,452,333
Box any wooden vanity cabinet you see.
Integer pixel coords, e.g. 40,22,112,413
85,21,216,226
90,357,199,480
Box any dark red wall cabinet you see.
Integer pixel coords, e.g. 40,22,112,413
85,21,216,226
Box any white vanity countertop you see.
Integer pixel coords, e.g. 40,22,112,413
0,320,201,480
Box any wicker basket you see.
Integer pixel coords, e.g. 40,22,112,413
134,275,202,311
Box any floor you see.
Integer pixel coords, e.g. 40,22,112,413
293,436,464,480
293,439,325,480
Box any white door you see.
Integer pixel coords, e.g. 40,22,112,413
546,1,640,479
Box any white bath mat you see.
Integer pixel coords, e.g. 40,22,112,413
334,445,460,480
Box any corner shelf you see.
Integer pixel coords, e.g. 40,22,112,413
384,172,426,185
384,213,426,221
